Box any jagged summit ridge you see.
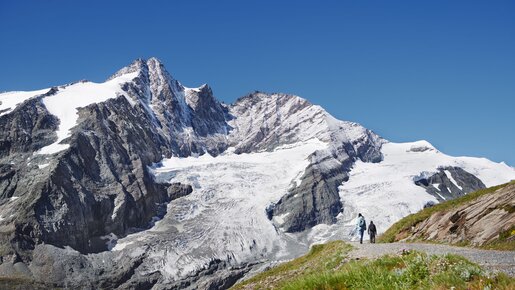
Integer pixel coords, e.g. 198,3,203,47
1,57,379,157
107,57,166,80
108,57,214,111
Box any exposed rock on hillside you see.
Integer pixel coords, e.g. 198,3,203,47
398,182,515,247
414,166,486,201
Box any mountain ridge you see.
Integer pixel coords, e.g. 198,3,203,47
379,180,515,250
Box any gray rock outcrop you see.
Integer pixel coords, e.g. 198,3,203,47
414,166,486,201
401,182,515,247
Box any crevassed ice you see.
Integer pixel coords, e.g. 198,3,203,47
115,139,327,280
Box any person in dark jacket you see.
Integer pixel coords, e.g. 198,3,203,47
368,221,377,243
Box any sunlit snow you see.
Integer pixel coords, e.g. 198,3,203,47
0,88,50,116
444,169,463,190
306,140,515,243
38,163,50,169
36,72,138,155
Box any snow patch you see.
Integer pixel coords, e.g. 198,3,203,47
433,186,447,201
0,88,50,116
36,72,138,155
112,241,133,251
444,170,462,190
413,171,437,182
38,163,50,169
273,213,290,225
100,233,118,251
111,195,125,220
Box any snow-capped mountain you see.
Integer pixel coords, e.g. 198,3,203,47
0,58,513,288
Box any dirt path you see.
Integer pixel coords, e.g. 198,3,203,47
348,242,515,276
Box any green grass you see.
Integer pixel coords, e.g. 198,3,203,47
232,241,353,289
481,226,515,251
284,251,514,290
378,180,515,246
231,243,514,290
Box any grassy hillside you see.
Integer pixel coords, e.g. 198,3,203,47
231,241,514,289
233,241,353,289
378,180,515,250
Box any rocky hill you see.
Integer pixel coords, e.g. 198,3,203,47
379,181,515,250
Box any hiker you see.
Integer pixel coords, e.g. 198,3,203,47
356,213,366,244
368,221,377,243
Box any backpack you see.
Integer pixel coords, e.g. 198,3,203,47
359,218,366,230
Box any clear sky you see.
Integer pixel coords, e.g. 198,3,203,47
1,1,514,165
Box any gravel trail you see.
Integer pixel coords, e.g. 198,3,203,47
348,242,515,276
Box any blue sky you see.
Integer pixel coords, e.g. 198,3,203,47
1,1,514,165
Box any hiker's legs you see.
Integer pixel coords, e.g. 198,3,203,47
370,234,375,243
359,230,364,244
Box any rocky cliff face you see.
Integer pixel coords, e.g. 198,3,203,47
0,90,59,159
0,72,195,259
398,182,515,247
115,58,230,157
33,96,194,254
414,166,486,202
0,58,513,289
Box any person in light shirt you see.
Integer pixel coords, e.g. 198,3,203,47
356,213,367,244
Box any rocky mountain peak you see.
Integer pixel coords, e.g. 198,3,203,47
146,56,164,67
145,57,180,91
107,57,177,85
184,84,216,110
199,83,209,90
107,58,146,81
112,57,186,110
